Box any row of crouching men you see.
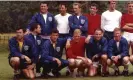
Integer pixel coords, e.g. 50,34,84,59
8,23,133,80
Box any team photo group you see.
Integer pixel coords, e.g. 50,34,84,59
8,0,133,80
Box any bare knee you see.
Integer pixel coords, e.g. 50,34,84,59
130,55,133,63
86,58,92,67
107,59,112,66
101,54,108,61
68,59,76,67
10,57,20,66
123,56,129,64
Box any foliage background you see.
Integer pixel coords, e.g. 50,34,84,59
0,1,127,33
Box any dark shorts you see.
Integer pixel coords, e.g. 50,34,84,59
104,31,113,42
8,57,32,69
59,34,70,39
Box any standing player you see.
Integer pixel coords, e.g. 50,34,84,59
85,3,101,35
101,1,122,41
121,2,133,75
55,3,71,38
86,29,108,77
107,28,130,76
27,2,56,36
68,3,88,36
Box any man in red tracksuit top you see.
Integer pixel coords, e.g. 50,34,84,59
121,1,133,75
84,3,101,35
66,29,92,77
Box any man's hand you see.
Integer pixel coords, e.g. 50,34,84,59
25,29,30,35
112,56,119,64
24,56,31,64
66,40,71,49
53,58,61,67
85,35,91,43
92,54,99,61
27,63,35,70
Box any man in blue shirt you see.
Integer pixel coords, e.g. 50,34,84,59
68,3,88,36
40,29,69,78
26,2,56,36
26,2,57,75
86,29,108,77
107,28,130,76
26,23,42,77
8,28,39,80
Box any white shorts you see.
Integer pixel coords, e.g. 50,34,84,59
68,58,83,66
123,32,133,43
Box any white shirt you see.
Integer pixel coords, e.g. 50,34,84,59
116,42,120,50
34,35,36,40
77,16,80,19
55,13,71,34
101,10,122,32
42,13,47,23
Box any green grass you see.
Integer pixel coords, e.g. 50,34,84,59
0,50,133,80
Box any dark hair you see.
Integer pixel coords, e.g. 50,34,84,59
51,28,59,34
30,23,40,31
59,3,67,8
127,1,133,6
90,3,98,9
16,27,26,33
95,28,104,33
73,3,82,8
40,2,48,6
108,1,116,4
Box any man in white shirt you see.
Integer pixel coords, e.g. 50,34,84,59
55,4,71,38
101,1,122,41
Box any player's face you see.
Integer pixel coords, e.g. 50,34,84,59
59,5,67,14
90,6,97,15
16,29,24,40
50,33,59,43
114,31,121,41
109,1,116,10
36,25,41,34
73,5,81,15
94,30,103,41
73,33,81,42
128,3,133,13
40,3,48,14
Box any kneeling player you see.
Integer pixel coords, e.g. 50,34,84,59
66,29,92,77
8,28,39,80
86,29,108,77
40,29,69,78
107,28,130,76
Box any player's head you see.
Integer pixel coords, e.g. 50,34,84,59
40,2,48,14
127,1,133,13
16,28,25,40
73,3,82,15
113,28,122,42
94,28,103,41
30,23,41,34
59,3,67,15
108,0,116,11
50,29,59,43
73,29,81,42
90,3,98,15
